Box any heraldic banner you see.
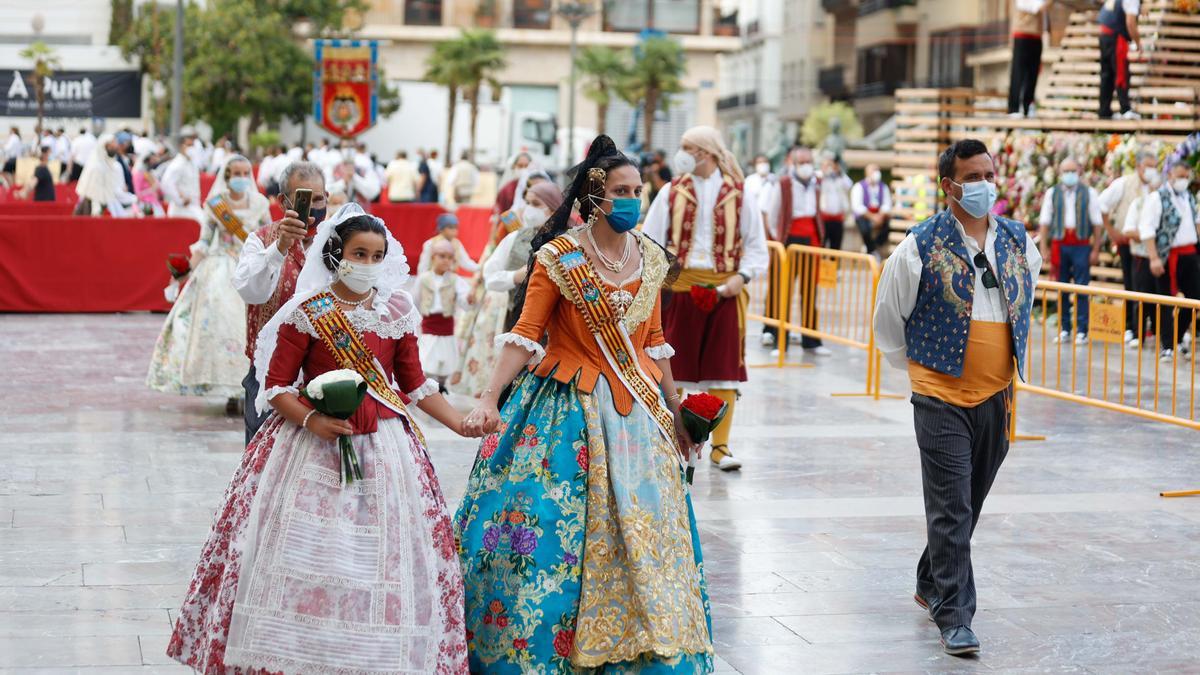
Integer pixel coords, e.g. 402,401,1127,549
313,39,378,138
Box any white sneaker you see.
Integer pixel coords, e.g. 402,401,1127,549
806,346,834,356
1123,330,1135,344
1007,112,1024,119
1075,333,1089,345
1128,338,1140,349
1160,349,1174,362
1055,331,1070,344
760,332,777,348
788,333,803,345
710,445,743,472
1122,110,1142,120
1026,104,1037,118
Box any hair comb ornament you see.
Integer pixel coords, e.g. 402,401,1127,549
587,167,607,185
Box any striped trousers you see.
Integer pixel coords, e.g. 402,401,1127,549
911,388,1010,631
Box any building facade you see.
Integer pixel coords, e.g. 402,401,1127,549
819,0,1012,134
717,0,834,163
348,0,740,164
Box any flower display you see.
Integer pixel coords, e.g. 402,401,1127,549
688,284,719,313
301,369,368,484
679,392,730,484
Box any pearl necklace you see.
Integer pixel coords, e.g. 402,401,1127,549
585,226,632,273
331,286,374,309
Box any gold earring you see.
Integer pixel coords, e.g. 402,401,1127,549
586,209,598,227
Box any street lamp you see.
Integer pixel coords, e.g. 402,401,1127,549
555,0,597,168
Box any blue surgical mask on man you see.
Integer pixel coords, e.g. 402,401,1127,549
949,179,997,220
1061,171,1079,188
598,197,641,232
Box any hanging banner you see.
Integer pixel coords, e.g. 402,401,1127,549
0,70,141,118
313,39,377,139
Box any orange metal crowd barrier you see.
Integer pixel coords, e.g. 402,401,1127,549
1020,280,1199,433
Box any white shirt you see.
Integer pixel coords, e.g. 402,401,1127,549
4,133,22,160
71,132,96,166
484,229,529,292
1037,185,1103,231
1097,174,1149,215
819,173,853,215
160,154,201,207
1138,188,1200,250
53,135,72,164
1121,195,1151,257
873,214,1043,370
851,179,893,217
385,159,419,201
327,162,382,203
642,171,769,279
422,271,470,315
233,230,304,304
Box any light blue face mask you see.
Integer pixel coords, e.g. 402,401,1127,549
950,179,997,219
599,197,641,232
1061,172,1079,188
228,176,254,194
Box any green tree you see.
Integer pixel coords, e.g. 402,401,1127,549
425,30,507,162
117,1,200,133
621,36,685,151
800,101,863,149
575,46,628,137
108,0,133,46
18,42,62,136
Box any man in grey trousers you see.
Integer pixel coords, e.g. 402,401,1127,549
872,140,1042,656
233,161,328,444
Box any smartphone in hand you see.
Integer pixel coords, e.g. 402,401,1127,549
292,188,313,224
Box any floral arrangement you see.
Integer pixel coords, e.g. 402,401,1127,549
302,369,368,484
688,285,719,312
1167,132,1200,174
1175,0,1199,15
989,131,1170,227
679,392,730,483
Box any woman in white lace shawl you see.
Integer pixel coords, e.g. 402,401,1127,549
167,203,476,674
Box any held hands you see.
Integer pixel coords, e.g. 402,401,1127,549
462,402,501,437
307,413,354,442
275,210,312,253
720,273,745,298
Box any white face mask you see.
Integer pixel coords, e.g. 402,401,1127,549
795,163,814,181
755,162,770,176
1142,167,1159,185
522,204,548,229
869,170,882,183
337,259,383,294
672,149,696,175
1172,178,1192,194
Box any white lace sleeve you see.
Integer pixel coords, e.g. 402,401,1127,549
264,385,299,401
286,307,318,337
406,378,439,403
645,343,675,360
494,332,545,365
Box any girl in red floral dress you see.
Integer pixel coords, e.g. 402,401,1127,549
168,204,475,674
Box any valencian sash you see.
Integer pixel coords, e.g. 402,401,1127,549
544,237,676,446
300,292,425,443
207,195,249,241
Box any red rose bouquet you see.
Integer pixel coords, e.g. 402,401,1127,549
679,392,730,483
166,253,191,280
689,284,719,313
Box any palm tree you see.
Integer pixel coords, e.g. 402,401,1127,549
457,30,507,162
19,41,61,137
425,40,467,162
424,30,507,162
621,36,685,151
575,46,628,137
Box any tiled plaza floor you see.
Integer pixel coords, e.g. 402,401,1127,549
1,313,1198,674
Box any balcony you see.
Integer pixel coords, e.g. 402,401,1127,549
821,0,857,14
854,80,901,98
716,92,758,111
969,19,1008,54
819,64,849,100
857,0,914,17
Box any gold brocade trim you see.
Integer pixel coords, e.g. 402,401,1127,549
207,195,249,241
569,390,712,667
536,232,666,333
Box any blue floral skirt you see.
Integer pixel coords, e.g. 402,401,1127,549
455,371,713,674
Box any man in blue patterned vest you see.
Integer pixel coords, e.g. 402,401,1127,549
873,140,1042,656
1136,160,1200,361
1037,157,1103,344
